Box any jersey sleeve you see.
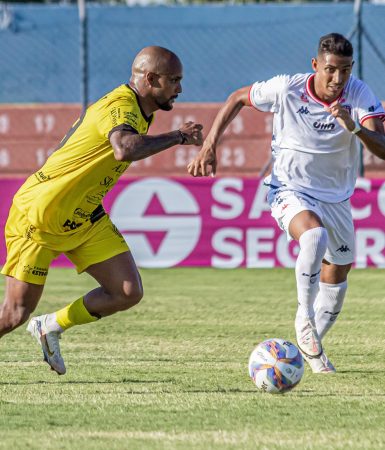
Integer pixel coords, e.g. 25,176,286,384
354,83,385,124
248,75,289,113
97,98,142,140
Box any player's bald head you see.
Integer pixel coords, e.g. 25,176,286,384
131,46,182,78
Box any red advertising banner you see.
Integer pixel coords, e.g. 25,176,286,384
1,177,385,269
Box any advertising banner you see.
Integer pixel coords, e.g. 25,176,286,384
1,177,385,269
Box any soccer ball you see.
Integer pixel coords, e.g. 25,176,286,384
248,338,304,394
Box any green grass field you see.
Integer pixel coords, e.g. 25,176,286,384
1,267,385,450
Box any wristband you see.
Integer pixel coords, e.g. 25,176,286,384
351,121,361,135
178,130,188,144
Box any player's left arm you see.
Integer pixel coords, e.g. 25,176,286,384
110,122,203,162
355,117,385,160
326,103,385,160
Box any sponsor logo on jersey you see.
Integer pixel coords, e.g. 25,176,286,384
297,106,310,115
124,111,138,127
23,264,48,276
74,208,91,220
336,244,351,253
25,225,36,240
63,219,83,231
32,266,48,276
34,171,50,182
313,121,335,131
100,176,114,188
110,107,121,127
300,93,309,103
368,102,382,112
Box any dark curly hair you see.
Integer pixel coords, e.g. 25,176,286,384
318,33,353,57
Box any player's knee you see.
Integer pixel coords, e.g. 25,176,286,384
300,226,328,254
116,282,143,310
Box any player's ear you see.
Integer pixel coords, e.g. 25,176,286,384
311,57,318,72
146,72,159,87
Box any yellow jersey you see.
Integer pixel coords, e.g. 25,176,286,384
13,84,154,235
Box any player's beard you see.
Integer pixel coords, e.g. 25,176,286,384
156,96,177,111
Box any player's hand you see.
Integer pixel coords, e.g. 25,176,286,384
325,102,356,132
187,142,217,177
179,122,204,146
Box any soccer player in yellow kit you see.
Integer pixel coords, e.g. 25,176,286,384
0,46,203,375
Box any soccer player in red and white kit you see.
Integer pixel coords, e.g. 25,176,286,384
188,33,385,373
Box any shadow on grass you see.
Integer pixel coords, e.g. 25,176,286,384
0,378,176,385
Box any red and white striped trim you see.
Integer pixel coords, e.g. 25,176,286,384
305,73,345,107
360,113,385,124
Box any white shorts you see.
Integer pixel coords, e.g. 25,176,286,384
268,189,355,265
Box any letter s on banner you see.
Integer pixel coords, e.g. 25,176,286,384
211,178,244,220
212,228,243,268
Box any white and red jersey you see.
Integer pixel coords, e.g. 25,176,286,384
249,73,385,203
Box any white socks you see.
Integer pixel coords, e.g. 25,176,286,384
314,281,347,340
44,312,64,333
295,227,328,322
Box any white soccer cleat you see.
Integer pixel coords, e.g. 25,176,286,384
295,317,322,357
27,315,66,375
301,350,336,374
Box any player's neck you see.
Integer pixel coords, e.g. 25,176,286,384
128,82,156,118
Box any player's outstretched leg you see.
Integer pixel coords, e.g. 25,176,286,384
294,228,326,356
27,315,66,375
293,227,335,373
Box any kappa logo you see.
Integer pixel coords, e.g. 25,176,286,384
110,178,201,268
297,106,309,115
336,244,351,253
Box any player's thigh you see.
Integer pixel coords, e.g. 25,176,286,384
66,215,141,293
321,200,355,266
65,215,129,274
268,189,324,240
1,209,60,286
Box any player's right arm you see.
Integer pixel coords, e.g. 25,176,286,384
187,86,252,177
110,121,203,162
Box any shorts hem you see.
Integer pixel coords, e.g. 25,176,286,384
73,245,130,274
0,270,46,285
324,255,355,266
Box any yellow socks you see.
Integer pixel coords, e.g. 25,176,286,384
55,297,99,331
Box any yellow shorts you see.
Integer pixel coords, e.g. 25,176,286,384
1,204,129,285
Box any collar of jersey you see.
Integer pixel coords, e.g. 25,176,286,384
125,84,153,123
305,73,347,107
